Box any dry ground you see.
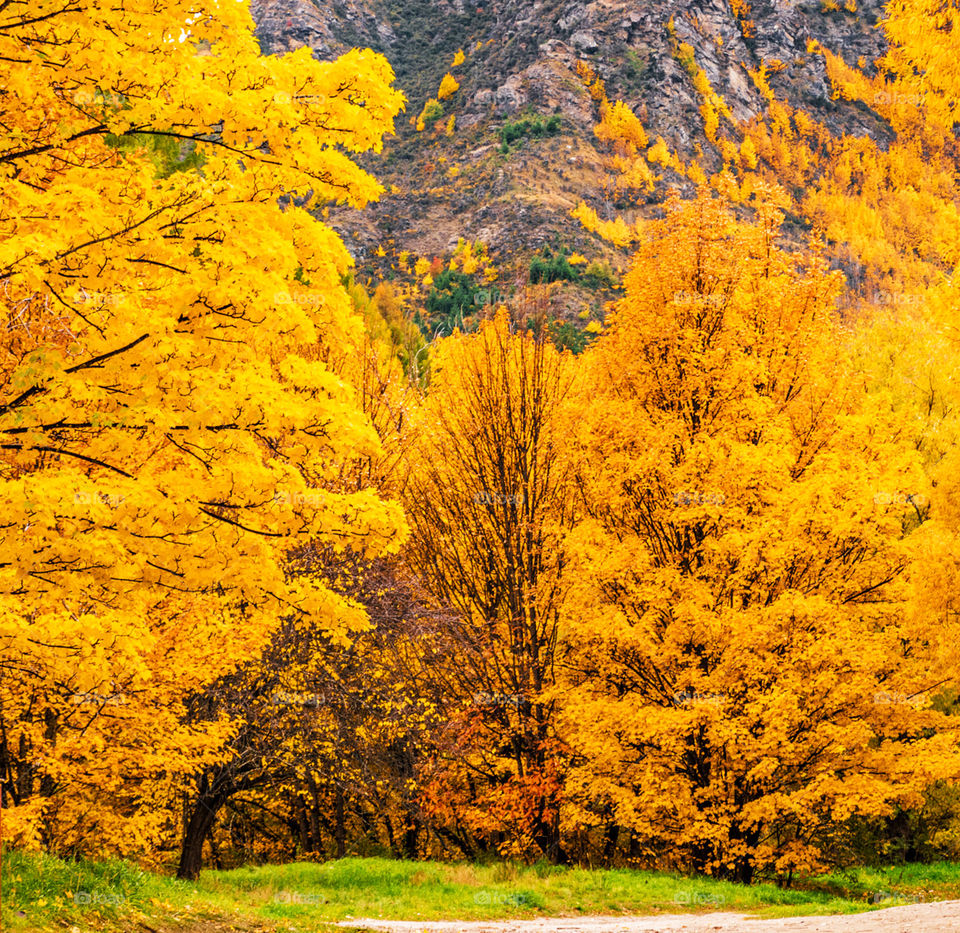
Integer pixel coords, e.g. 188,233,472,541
333,900,960,932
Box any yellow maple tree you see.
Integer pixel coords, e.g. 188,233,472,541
0,0,406,854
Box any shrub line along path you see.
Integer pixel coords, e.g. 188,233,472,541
335,900,960,933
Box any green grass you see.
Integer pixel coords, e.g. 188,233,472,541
1,848,250,932
5,848,960,933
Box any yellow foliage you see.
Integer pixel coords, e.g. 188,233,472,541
749,63,776,103
572,202,640,248
560,190,960,878
729,0,757,37
576,59,606,101
438,73,460,100
0,0,406,855
685,51,734,144
596,100,649,152
732,9,960,293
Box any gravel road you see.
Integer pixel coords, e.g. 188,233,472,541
336,900,960,932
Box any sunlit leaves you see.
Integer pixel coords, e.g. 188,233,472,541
0,0,405,855
558,191,958,879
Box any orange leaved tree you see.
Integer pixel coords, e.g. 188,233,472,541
559,190,960,881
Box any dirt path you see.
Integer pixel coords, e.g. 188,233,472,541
335,900,960,932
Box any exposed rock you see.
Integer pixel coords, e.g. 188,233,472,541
495,77,527,114
247,0,891,277
570,31,599,53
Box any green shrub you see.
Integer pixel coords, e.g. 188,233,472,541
548,319,594,355
529,247,579,285
422,98,444,127
626,49,648,80
424,269,482,333
581,260,619,290
499,114,562,152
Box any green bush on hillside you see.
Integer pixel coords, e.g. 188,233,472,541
529,247,579,285
499,114,562,152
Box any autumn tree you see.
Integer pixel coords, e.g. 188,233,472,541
0,0,406,856
401,310,578,863
794,8,960,820
173,280,427,878
438,73,461,101
176,549,449,877
559,190,960,881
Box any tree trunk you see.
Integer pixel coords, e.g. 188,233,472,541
531,794,569,865
602,822,620,862
209,821,223,870
334,784,346,858
403,815,420,859
532,818,570,865
295,795,309,854
177,792,227,880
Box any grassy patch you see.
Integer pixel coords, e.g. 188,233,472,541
0,847,251,932
800,861,960,910
6,848,960,933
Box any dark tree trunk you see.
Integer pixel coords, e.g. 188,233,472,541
334,784,346,858
532,819,570,865
433,822,477,860
295,795,309,854
728,824,759,884
209,821,223,870
177,791,228,880
382,811,398,856
306,774,324,854
602,822,620,862
689,840,715,877
532,797,569,865
402,815,421,859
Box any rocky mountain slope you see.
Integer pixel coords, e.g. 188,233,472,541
249,0,890,316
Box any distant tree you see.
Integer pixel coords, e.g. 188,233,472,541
424,269,481,333
438,73,461,100
417,98,445,131
529,248,580,284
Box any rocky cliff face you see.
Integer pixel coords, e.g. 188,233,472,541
248,0,889,287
